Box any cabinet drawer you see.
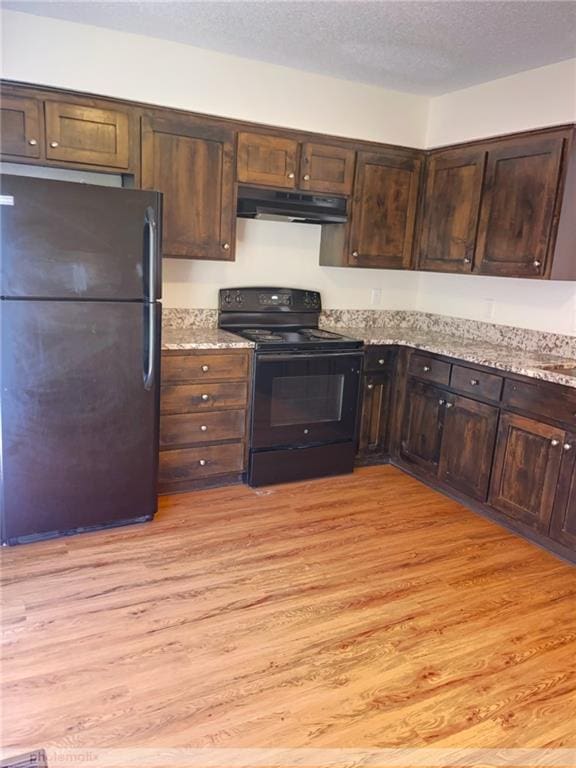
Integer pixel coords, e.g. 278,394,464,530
408,353,451,386
364,347,395,372
159,443,244,484
502,378,576,428
162,351,249,384
160,409,245,448
451,365,503,401
161,382,249,414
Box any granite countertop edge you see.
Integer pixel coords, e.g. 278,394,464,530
161,325,576,390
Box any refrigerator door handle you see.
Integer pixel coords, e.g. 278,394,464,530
143,303,156,391
145,206,158,302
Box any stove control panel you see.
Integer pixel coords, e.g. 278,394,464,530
219,287,321,313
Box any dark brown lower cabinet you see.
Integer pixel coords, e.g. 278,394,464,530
400,380,446,475
358,373,392,457
488,413,566,533
549,434,576,549
438,395,499,501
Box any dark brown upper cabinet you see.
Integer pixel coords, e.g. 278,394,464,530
475,133,566,279
300,142,355,195
347,150,422,270
489,413,566,533
550,434,576,550
237,132,298,189
0,93,43,159
417,147,486,273
141,114,235,261
44,101,131,169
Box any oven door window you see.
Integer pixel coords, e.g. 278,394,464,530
252,353,362,450
271,373,345,426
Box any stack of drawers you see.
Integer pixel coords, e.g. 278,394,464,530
159,349,251,493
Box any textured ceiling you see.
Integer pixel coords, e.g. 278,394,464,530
5,1,576,95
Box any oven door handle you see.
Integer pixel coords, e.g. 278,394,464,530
256,351,363,363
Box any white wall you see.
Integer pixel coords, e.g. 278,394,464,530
2,9,576,334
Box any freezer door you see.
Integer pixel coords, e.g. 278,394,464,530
0,175,162,301
0,299,161,543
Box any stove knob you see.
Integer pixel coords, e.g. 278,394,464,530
235,294,243,304
223,292,232,304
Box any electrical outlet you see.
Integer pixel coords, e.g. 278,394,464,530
371,288,382,306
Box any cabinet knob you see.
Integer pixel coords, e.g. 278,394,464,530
28,138,38,146
351,251,359,258
564,443,573,451
287,172,295,179
201,364,209,372
551,439,560,447
463,257,471,264
199,459,207,467
367,383,374,390
49,141,59,148
222,242,230,250
201,393,210,401
200,425,208,432
533,260,542,268
446,402,454,409
470,379,480,386
378,358,385,365
438,399,446,406
303,174,311,181
423,365,431,373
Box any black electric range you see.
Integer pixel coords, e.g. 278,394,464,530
219,287,364,487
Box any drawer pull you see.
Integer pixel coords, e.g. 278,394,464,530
551,439,560,447
564,443,573,451
378,358,385,365
470,378,480,386
533,260,542,268
367,383,374,390
201,393,210,401
201,365,209,372
28,138,38,146
438,399,446,406
200,425,208,432
287,172,295,179
49,140,59,148
423,365,431,373
303,173,311,181
199,459,207,467
446,402,454,409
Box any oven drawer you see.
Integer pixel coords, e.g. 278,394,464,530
159,443,245,484
161,382,249,414
160,409,246,448
408,353,451,385
162,351,249,384
451,364,503,401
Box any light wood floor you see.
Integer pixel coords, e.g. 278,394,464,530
1,466,575,758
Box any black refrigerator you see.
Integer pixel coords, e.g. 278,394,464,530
0,175,162,545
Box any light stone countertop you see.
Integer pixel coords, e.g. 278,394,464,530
162,327,255,350
323,325,576,390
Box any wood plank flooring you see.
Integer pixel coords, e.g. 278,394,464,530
1,466,575,759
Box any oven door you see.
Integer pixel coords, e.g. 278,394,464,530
251,351,363,450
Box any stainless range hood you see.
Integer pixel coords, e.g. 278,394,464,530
237,185,347,224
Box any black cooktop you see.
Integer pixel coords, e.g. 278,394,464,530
231,326,362,351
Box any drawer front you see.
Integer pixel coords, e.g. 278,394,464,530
451,364,503,401
162,351,249,384
159,443,244,484
161,382,249,414
408,353,451,386
365,347,395,372
503,378,576,428
160,409,246,448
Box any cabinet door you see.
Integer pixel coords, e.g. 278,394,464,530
358,373,391,456
549,435,576,550
142,115,235,260
349,151,421,269
438,395,499,501
300,142,355,195
489,413,565,531
237,132,298,189
475,135,565,278
44,101,131,169
0,94,43,159
418,148,486,273
400,380,445,475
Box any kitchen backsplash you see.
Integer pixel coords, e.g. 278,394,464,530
163,308,576,358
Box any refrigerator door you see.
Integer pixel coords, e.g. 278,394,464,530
0,175,162,301
0,299,161,543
